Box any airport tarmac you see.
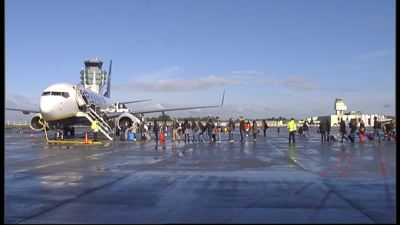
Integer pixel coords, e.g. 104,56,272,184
4,126,396,224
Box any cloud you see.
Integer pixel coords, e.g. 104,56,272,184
230,71,265,75
255,76,329,90
113,75,247,92
352,48,394,60
6,94,39,109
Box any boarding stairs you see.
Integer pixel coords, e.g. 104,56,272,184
85,108,114,141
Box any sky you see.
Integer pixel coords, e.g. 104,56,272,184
5,0,396,123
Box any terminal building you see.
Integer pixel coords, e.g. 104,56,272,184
316,98,387,126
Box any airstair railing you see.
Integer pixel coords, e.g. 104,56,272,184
86,108,114,141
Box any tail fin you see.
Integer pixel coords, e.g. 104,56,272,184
103,59,112,98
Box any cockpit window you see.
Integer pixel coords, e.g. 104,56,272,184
52,92,62,96
41,91,70,98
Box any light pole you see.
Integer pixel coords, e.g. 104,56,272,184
385,106,387,118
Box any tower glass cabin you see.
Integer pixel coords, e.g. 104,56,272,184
80,59,107,94
334,98,347,115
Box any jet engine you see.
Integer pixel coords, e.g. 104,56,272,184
115,113,142,130
29,113,48,131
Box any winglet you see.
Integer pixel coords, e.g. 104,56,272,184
221,89,225,106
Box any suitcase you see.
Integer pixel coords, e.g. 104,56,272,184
198,134,204,141
367,134,374,141
145,133,151,140
329,135,336,142
159,133,165,141
129,133,135,141
359,133,366,141
348,135,355,143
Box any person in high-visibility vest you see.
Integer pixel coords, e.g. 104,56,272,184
287,118,297,144
277,120,282,133
91,119,99,142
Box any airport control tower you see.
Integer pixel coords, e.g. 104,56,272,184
334,98,347,115
80,58,107,94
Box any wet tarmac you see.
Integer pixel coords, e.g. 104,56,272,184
4,126,396,224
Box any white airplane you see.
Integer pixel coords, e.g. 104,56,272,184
6,59,225,140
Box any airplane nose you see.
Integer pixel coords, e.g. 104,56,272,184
39,97,58,119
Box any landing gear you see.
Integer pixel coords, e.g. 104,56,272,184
63,127,75,136
54,129,64,140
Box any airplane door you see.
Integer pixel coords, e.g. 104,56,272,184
75,85,87,111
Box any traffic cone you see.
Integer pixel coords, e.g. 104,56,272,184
30,132,34,137
85,132,89,144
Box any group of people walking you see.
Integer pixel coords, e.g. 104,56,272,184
333,117,395,143
109,116,270,143
91,116,396,144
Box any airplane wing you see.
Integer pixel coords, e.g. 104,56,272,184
121,99,152,104
133,90,225,115
107,90,225,117
5,108,40,115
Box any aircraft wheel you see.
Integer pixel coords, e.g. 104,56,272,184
70,127,75,136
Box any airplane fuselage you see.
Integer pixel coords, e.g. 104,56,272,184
40,83,115,128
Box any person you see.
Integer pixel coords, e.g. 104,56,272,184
139,121,147,141
206,118,215,142
191,121,199,143
239,116,246,142
171,118,180,143
318,120,327,142
228,117,235,142
382,122,390,141
277,120,282,133
90,101,96,112
388,119,396,141
261,120,268,137
80,91,89,112
302,121,309,137
91,118,99,142
287,118,297,144
297,126,303,137
183,119,191,142
120,121,129,141
339,119,349,142
244,121,250,137
348,119,357,139
95,104,101,115
345,119,350,127
130,122,138,141
359,120,366,135
252,120,259,141
159,121,166,137
372,116,381,142
153,120,159,142
81,90,88,104
326,119,331,142
198,122,205,142
215,117,222,142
